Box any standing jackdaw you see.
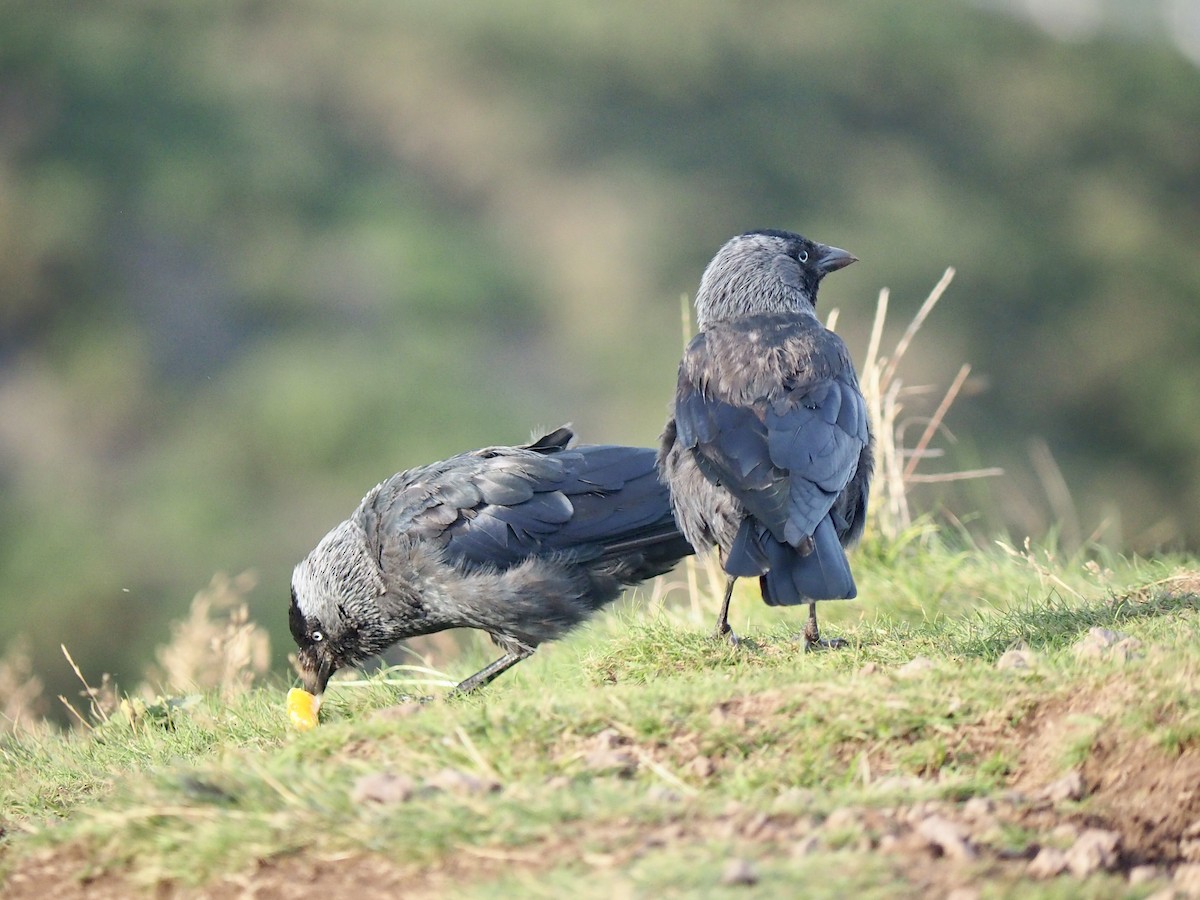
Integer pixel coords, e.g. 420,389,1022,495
290,427,693,706
658,229,873,647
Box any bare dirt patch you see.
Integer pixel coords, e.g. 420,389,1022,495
1003,679,1200,867
1009,683,1127,790
1082,738,1200,865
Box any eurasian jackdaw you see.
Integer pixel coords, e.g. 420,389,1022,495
290,427,693,706
658,229,873,647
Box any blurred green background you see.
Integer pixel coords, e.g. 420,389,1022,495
2,0,1199,704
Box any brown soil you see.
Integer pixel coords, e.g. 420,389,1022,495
1003,680,1200,866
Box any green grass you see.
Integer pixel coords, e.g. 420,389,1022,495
3,534,1199,896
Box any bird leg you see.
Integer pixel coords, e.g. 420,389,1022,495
713,576,740,645
449,648,534,696
803,600,847,651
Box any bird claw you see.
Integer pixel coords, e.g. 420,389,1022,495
803,635,848,652
713,624,740,647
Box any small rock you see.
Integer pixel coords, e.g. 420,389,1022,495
589,727,625,750
906,799,946,821
1111,637,1143,663
651,822,686,845
997,649,1037,671
858,662,879,676
581,729,638,775
640,831,668,850
896,656,936,678
582,851,618,868
1129,865,1163,885
584,748,638,776
791,834,821,857
688,756,716,778
1041,770,1087,803
916,815,977,860
708,704,734,725
996,788,1028,806
720,858,759,886
1073,626,1129,659
1085,626,1126,646
1028,846,1068,879
773,786,815,811
646,785,681,804
823,807,863,832
1051,822,1081,843
901,802,929,824
1175,862,1200,893
789,814,820,838
741,811,773,839
962,797,995,820
351,771,417,805
424,767,501,795
872,774,929,795
1181,838,1200,862
1064,828,1120,877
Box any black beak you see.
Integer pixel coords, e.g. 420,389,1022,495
816,244,858,275
297,648,335,699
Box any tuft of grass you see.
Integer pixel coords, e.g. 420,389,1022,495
145,571,271,699
850,269,1004,541
2,536,1200,896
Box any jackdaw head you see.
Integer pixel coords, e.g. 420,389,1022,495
289,518,387,701
694,229,857,330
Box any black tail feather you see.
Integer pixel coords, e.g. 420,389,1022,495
755,517,856,606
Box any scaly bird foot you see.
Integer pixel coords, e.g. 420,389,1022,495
803,635,848,652
713,622,740,647
802,616,846,652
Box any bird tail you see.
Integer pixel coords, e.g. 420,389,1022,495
736,516,856,605
591,525,695,604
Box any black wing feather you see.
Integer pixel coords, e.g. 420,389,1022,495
672,317,868,601
370,435,686,572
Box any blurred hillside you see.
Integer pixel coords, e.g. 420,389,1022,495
2,1,1199,702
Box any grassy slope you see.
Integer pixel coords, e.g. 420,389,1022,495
2,531,1199,897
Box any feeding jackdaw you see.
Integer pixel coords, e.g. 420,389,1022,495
290,426,693,705
658,229,873,647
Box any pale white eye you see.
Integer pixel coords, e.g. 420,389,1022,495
798,250,809,263
311,630,324,642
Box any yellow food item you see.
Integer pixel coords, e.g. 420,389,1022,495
287,687,320,730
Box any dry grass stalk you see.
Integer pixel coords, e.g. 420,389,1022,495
849,268,1003,540
59,643,117,726
1029,437,1082,551
147,571,269,698
995,536,1086,601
